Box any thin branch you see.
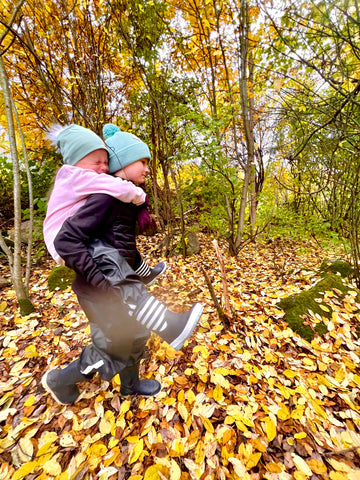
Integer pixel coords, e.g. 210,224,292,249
0,0,25,49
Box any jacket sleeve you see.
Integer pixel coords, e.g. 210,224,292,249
54,193,114,290
74,170,146,206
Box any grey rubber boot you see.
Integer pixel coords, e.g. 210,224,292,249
120,362,161,396
135,301,204,350
140,262,167,286
42,359,88,405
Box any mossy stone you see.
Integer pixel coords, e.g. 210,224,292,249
19,298,35,315
278,274,351,342
185,231,200,256
48,266,76,291
319,260,353,278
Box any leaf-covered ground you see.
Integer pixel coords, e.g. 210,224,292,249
1,235,360,480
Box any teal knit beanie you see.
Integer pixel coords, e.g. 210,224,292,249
103,124,151,174
55,125,108,166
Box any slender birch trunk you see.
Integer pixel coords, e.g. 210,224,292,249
0,57,34,314
233,0,256,253
12,99,33,290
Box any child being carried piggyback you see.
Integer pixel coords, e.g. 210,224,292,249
43,124,166,286
41,123,203,405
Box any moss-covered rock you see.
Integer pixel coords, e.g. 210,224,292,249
278,274,351,342
48,266,76,291
19,298,35,315
319,260,353,278
185,231,200,256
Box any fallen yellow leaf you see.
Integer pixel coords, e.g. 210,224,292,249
292,453,312,476
143,464,168,480
307,458,327,474
129,438,144,464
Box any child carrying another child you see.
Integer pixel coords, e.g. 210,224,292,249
43,124,166,285
42,124,203,405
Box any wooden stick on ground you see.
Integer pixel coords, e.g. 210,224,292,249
212,239,231,315
201,265,226,320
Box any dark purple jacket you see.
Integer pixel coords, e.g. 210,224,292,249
54,193,139,298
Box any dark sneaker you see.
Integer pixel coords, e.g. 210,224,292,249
142,262,167,286
167,303,204,350
42,369,81,405
120,378,161,396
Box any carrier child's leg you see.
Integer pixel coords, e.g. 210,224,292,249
119,360,161,396
90,240,203,350
42,358,90,405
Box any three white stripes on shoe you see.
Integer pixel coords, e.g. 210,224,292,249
136,297,168,332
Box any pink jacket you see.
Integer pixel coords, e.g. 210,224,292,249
43,165,146,264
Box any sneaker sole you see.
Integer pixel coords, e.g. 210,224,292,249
42,369,80,405
170,303,204,350
146,262,168,287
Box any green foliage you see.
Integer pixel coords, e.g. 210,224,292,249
1,151,57,260
22,196,48,218
25,153,58,210
265,0,360,276
171,108,250,247
0,156,14,219
0,151,57,223
181,167,240,238
259,201,344,247
111,0,168,62
22,197,48,258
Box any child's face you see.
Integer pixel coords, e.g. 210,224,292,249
76,149,109,174
114,158,150,184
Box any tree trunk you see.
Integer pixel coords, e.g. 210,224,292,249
0,57,34,314
12,98,34,290
248,52,257,234
169,164,186,258
233,0,256,254
149,111,165,230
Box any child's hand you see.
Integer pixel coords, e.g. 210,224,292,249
132,187,147,205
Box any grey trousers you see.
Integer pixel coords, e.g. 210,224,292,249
77,240,152,381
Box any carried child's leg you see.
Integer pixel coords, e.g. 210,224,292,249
89,240,203,350
133,251,167,286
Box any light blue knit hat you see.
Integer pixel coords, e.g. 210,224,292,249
103,124,151,174
52,125,108,166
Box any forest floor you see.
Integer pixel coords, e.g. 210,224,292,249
0,234,360,480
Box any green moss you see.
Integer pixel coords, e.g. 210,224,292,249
278,274,350,342
48,266,76,291
19,298,35,315
319,260,353,278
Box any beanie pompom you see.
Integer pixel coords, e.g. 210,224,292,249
47,124,71,147
103,123,121,140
